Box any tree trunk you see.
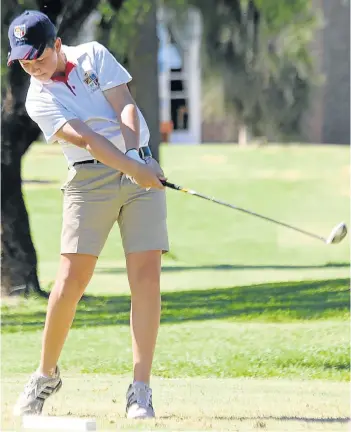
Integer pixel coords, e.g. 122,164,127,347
1,160,43,297
1,0,99,297
128,0,161,161
1,56,45,296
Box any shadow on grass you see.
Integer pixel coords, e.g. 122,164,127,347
23,179,57,184
259,416,350,424
96,262,350,274
1,279,349,333
160,415,350,423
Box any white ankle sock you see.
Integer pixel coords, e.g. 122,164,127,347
37,368,56,379
133,380,149,388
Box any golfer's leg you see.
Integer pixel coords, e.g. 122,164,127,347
39,253,97,376
118,178,168,386
40,164,122,376
126,250,162,384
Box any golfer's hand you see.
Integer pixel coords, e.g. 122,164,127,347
133,163,165,190
145,157,166,180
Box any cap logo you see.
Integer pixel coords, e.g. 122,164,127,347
14,24,26,39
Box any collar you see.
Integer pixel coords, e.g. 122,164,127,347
51,60,76,83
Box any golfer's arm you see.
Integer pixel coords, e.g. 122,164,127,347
55,119,139,176
103,84,140,151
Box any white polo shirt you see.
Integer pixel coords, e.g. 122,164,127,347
25,41,150,166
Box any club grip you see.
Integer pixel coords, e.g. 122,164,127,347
161,180,182,190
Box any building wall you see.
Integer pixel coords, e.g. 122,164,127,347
302,0,350,144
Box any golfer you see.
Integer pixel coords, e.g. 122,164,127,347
8,10,168,420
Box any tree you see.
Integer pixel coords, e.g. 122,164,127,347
1,0,158,297
185,0,317,142
97,0,160,160
1,0,100,297
128,1,161,161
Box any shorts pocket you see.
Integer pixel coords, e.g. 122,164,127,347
61,167,79,192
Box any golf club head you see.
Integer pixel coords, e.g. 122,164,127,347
326,222,348,244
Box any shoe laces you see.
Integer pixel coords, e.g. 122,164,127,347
24,375,38,398
132,386,152,408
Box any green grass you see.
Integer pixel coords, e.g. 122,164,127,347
2,318,349,380
1,143,350,431
2,278,349,332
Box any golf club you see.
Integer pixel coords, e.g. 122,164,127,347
161,180,347,245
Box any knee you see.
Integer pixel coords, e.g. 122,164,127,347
130,268,160,298
52,272,87,303
127,251,162,298
50,254,96,303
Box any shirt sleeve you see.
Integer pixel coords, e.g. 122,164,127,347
25,94,77,143
92,41,132,91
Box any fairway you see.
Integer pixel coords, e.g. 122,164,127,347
1,143,350,431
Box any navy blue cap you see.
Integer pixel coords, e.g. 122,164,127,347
8,10,56,66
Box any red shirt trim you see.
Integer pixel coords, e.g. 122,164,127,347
51,61,77,95
51,61,76,83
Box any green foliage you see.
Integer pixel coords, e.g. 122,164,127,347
179,0,318,140
97,0,151,60
255,0,315,32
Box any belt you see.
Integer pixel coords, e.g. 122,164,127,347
72,146,152,167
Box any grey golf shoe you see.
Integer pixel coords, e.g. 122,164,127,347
13,366,62,416
126,382,155,419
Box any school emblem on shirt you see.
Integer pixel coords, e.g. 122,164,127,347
14,24,26,39
83,71,99,92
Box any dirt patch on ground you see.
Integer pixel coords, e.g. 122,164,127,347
201,154,228,164
255,169,304,181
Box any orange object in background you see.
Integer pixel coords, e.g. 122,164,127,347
160,121,173,143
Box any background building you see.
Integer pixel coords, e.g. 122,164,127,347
157,7,202,145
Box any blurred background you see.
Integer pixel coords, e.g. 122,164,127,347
1,1,350,431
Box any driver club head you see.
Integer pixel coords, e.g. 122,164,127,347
325,222,348,245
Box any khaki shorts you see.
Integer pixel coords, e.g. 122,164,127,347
60,163,169,256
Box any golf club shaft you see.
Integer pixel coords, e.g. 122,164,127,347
162,180,326,242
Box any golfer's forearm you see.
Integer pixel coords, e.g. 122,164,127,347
55,118,140,175
83,131,139,176
120,104,140,151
